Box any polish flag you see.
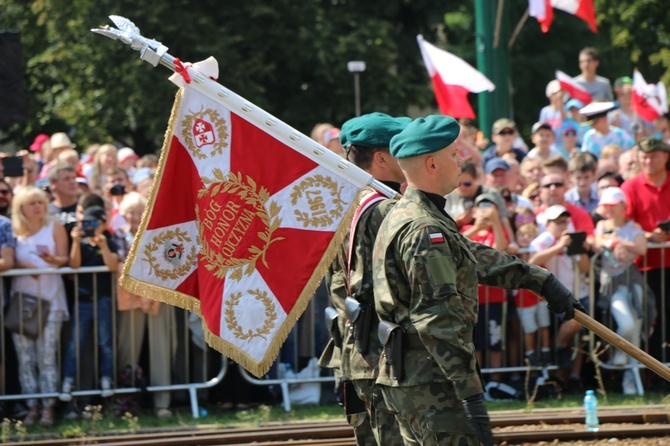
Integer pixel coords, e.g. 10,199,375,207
530,0,597,33
556,70,593,105
632,70,667,122
417,35,495,119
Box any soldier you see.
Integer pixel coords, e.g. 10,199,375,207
373,115,580,445
319,112,408,445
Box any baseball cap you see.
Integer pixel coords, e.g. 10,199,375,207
83,205,107,223
30,134,50,152
561,120,579,134
492,118,516,135
544,205,571,222
118,147,139,163
531,122,553,134
614,76,633,89
474,193,497,207
545,80,562,98
322,128,341,145
484,157,509,174
598,187,626,206
565,99,585,110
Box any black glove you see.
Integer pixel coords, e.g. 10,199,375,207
462,393,494,446
541,273,575,320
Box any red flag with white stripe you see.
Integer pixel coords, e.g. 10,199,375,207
632,70,666,122
530,0,597,33
556,70,593,105
417,35,495,119
121,81,367,377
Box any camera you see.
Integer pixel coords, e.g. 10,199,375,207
109,183,125,196
81,220,100,238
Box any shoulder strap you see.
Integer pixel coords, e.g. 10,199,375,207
346,191,386,295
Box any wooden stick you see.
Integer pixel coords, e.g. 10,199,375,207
493,0,504,48
508,8,529,50
574,311,670,382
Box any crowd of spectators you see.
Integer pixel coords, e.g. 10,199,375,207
1,45,669,424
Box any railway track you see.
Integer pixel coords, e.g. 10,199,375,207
7,407,670,445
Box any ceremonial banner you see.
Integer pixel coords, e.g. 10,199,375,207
120,83,364,377
417,35,495,120
530,0,597,33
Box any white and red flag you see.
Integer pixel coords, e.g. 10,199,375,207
121,62,372,377
632,70,668,122
417,35,495,120
530,0,597,33
556,70,593,105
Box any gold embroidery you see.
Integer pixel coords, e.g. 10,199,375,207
224,290,277,340
181,105,229,160
142,228,198,281
290,174,347,228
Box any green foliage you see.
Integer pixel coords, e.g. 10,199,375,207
1,0,669,153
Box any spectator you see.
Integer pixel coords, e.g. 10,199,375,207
565,153,599,213
136,154,159,172
0,179,13,217
37,133,76,180
48,163,80,240
528,205,590,392
580,102,635,159
103,167,133,233
29,134,50,167
60,204,119,403
536,171,596,236
539,80,566,143
594,187,654,394
564,99,589,146
115,192,175,419
0,210,14,409
592,172,622,225
522,182,542,209
520,157,543,188
558,121,581,159
608,76,650,138
573,47,614,101
445,160,509,230
512,206,537,233
481,118,527,168
456,119,483,165
56,149,84,177
527,122,562,161
600,144,623,165
652,113,670,143
620,138,670,364
461,194,509,384
84,143,118,195
541,155,569,177
117,147,139,176
501,156,525,194
618,147,640,181
10,187,69,426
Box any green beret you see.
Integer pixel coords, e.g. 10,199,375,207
340,113,411,149
639,137,670,153
390,115,460,159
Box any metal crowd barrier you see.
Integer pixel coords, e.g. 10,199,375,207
0,266,226,419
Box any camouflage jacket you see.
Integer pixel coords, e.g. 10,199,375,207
318,189,396,380
318,245,348,371
373,187,548,399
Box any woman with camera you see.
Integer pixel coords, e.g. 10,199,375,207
10,187,69,426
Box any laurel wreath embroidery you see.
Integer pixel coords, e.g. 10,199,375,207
181,106,229,160
142,228,198,280
197,169,284,281
224,290,277,341
290,174,346,228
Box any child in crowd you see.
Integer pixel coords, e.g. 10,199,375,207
528,205,590,390
514,223,551,366
594,187,655,394
60,203,120,402
461,194,509,384
512,206,536,233
527,122,561,161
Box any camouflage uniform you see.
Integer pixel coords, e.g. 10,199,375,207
321,188,403,445
373,187,549,445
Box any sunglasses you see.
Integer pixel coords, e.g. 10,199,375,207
460,181,474,187
515,215,535,224
529,194,539,200
0,190,10,195
498,130,515,136
564,131,577,137
541,182,565,189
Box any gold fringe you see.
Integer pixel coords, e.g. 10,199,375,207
120,86,362,377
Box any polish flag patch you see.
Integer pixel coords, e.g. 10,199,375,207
430,233,445,244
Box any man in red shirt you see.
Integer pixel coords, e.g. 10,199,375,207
621,138,670,364
535,172,595,237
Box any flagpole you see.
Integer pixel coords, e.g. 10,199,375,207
91,16,398,201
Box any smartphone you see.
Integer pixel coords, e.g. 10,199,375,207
566,231,587,256
35,244,48,256
81,220,100,238
1,156,23,177
657,219,670,233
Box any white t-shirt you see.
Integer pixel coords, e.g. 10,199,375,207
529,232,589,298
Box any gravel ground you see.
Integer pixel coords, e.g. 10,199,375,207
497,422,670,445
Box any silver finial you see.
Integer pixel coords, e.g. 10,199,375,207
91,15,169,67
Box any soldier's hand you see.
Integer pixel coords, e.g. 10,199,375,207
540,273,576,320
462,394,494,446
